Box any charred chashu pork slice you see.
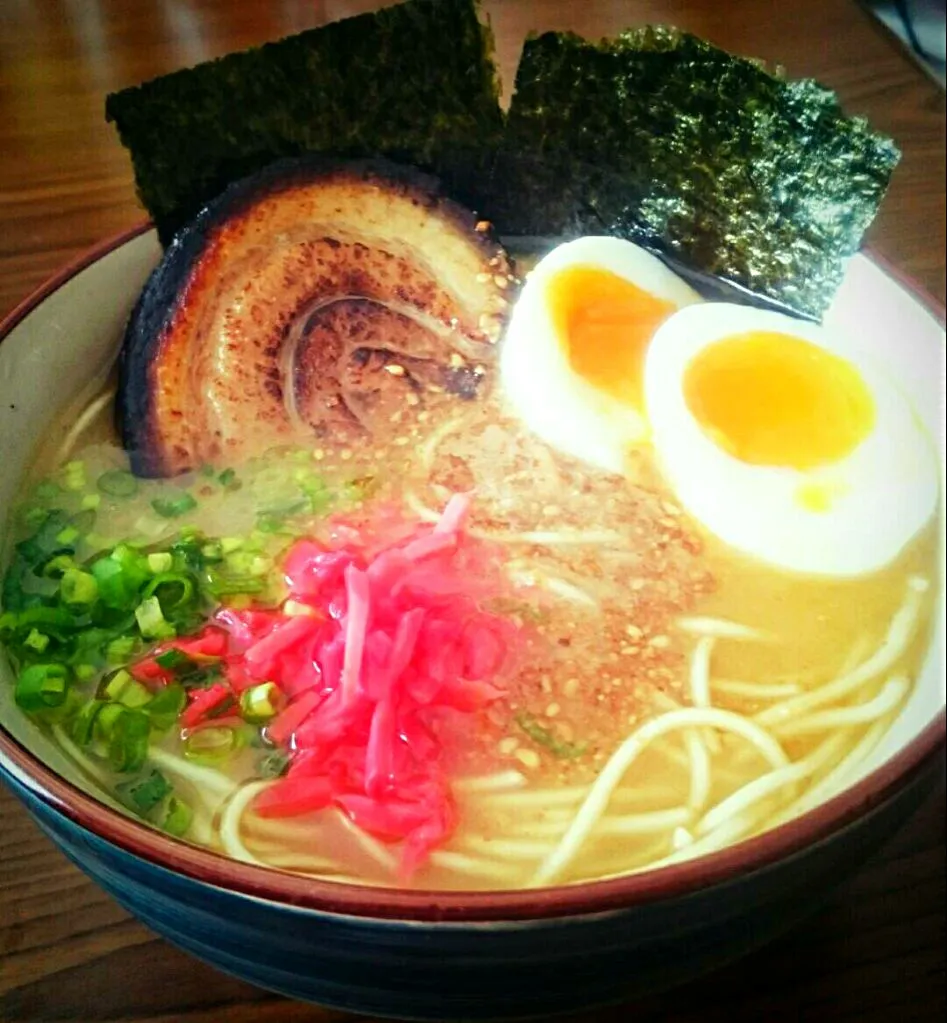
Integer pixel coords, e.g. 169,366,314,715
118,157,514,477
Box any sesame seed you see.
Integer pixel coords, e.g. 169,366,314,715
384,363,406,376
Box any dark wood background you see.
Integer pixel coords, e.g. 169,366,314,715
1,2,944,1020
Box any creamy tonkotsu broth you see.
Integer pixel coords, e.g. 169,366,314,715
1,352,937,890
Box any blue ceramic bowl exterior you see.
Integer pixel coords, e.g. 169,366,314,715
1,755,939,1021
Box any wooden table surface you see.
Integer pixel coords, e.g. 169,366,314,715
0,1,944,1020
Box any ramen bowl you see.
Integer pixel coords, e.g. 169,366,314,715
0,226,944,1021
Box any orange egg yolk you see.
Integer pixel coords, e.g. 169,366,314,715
683,330,876,470
549,265,677,409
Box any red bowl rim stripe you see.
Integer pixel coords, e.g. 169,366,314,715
0,222,945,923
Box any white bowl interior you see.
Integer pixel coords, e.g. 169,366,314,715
0,231,944,812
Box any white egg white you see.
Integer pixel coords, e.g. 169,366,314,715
501,237,702,474
644,303,939,577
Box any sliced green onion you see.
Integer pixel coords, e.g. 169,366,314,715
217,468,237,487
184,726,240,762
60,568,98,607
24,628,50,653
34,481,62,502
161,796,193,836
55,525,81,546
239,682,282,724
106,635,139,665
201,542,224,563
40,553,78,579
147,552,173,574
220,537,244,554
101,669,151,709
152,652,221,689
91,557,125,606
143,572,196,615
102,668,134,700
61,460,87,492
81,493,102,511
70,507,97,532
154,649,192,672
94,701,127,739
107,710,151,773
15,664,70,712
74,663,98,682
71,699,107,746
116,769,173,815
97,469,139,498
15,606,81,634
19,504,50,530
203,571,266,597
144,683,186,731
135,596,176,640
151,493,197,519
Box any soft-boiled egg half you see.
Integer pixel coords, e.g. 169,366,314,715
500,236,702,474
643,303,938,577
500,238,938,579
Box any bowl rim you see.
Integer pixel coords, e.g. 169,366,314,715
0,222,945,923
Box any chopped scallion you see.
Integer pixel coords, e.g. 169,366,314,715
239,681,282,724
106,635,138,665
184,726,239,762
97,469,139,498
144,683,186,731
55,525,81,546
24,628,50,653
151,493,197,518
60,568,98,607
61,460,87,492
71,698,106,746
107,709,151,773
116,769,173,815
143,572,196,615
161,796,193,835
135,595,176,640
15,664,70,712
147,552,173,574
40,553,78,579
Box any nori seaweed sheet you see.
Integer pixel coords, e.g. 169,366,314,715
492,26,900,318
105,0,502,244
106,9,898,318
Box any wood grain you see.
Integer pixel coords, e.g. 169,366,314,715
0,2,944,1021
